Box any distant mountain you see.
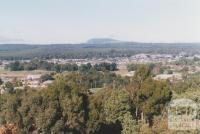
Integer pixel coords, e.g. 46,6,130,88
86,38,122,44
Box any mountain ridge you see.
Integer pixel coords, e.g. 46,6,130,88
86,38,122,44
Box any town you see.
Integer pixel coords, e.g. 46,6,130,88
1,52,200,94
0,0,199,133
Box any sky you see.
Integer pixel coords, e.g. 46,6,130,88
0,0,200,44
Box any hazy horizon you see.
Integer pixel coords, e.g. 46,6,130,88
1,37,200,45
0,0,200,44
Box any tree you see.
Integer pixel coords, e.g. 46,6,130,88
125,65,152,120
94,62,117,71
0,68,173,133
61,95,86,133
140,80,171,125
4,81,14,93
167,70,173,74
12,78,23,87
79,63,92,72
127,64,138,72
40,74,54,82
121,112,140,134
125,65,172,125
104,89,130,123
0,78,3,85
8,61,24,71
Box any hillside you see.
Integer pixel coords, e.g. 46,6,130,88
0,42,200,59
86,38,121,44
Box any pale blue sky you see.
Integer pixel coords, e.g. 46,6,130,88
0,0,199,43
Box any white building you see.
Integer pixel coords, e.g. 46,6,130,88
27,75,41,80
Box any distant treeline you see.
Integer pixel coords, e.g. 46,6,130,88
127,63,155,72
1,43,200,60
6,60,117,72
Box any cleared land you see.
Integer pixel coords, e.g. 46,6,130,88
0,70,50,78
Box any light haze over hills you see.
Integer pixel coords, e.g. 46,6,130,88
0,0,200,43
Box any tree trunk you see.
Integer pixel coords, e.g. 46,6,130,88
141,112,144,122
136,107,138,119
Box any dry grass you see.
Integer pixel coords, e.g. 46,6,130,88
115,64,129,77
0,70,50,78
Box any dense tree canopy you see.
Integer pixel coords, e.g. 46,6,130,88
0,65,174,133
6,60,118,73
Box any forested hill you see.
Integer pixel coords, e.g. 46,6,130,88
0,42,200,60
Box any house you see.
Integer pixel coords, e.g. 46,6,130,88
26,75,42,88
27,75,41,81
154,73,182,82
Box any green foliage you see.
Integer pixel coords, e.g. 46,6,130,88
61,95,86,132
0,78,3,85
174,57,194,66
126,65,172,125
94,62,117,71
140,80,172,117
0,66,174,133
121,112,139,134
0,74,89,133
104,89,131,123
40,74,54,82
4,81,14,93
7,60,117,73
127,63,155,72
1,43,200,60
7,59,79,72
8,61,24,71
79,63,92,72
133,64,152,81
127,64,138,72
87,92,106,133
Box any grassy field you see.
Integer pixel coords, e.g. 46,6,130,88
0,64,128,79
0,70,50,78
115,64,129,77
